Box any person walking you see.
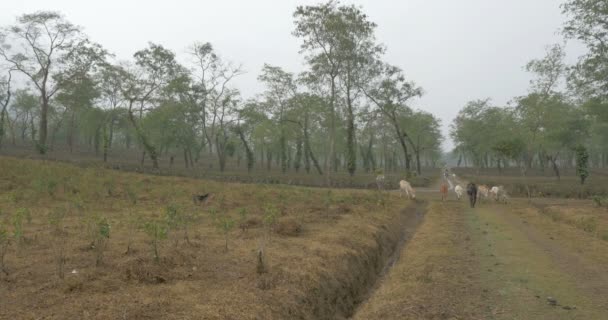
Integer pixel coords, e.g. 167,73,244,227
466,182,478,208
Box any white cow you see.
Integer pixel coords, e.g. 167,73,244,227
454,185,464,200
490,186,508,203
399,180,416,199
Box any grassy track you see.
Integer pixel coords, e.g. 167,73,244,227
354,197,608,319
470,202,608,319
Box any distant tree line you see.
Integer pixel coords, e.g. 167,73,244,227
451,0,608,178
0,2,443,182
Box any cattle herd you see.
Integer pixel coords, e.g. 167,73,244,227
375,171,509,205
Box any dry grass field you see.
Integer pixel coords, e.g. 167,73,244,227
0,156,422,319
1,156,607,319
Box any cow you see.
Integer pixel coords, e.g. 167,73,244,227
440,183,449,201
399,180,416,200
490,186,508,203
477,185,490,200
454,185,464,200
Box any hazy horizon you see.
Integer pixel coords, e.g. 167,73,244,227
1,0,586,152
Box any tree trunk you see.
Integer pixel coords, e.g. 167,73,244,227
108,117,115,149
326,75,337,186
345,92,356,177
294,133,302,173
67,111,75,153
236,126,254,173
280,129,287,174
415,148,421,175
548,155,560,181
128,101,159,169
266,151,272,171
38,95,49,154
303,114,322,175
102,124,109,162
184,148,189,168
216,133,227,172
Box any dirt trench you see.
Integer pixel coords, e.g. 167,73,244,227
292,201,427,320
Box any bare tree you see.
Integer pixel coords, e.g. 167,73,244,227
0,11,102,153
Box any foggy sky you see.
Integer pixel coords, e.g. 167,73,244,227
1,0,586,151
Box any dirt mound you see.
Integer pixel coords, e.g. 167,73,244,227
275,219,303,236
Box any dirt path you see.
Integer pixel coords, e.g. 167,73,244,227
468,202,608,319
352,197,608,319
353,201,491,319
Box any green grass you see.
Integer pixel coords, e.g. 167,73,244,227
467,205,606,319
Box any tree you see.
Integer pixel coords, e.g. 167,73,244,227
0,12,104,153
258,64,298,174
362,64,423,173
10,90,39,143
333,3,383,176
234,102,266,173
542,99,588,179
451,100,522,171
97,63,130,157
55,72,99,152
0,70,12,149
288,92,325,175
562,0,608,100
575,144,589,184
516,44,567,169
123,43,182,169
402,111,442,175
294,1,343,183
188,42,243,158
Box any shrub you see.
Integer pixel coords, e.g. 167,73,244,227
47,178,58,197
263,206,278,241
592,196,603,207
165,203,197,246
125,185,138,205
0,224,9,275
12,208,31,244
256,246,266,274
238,208,249,233
143,220,168,263
48,207,68,279
94,217,110,266
214,212,235,252
126,212,141,255
33,175,58,198
102,177,116,197
323,190,333,218
577,216,598,234
575,145,589,185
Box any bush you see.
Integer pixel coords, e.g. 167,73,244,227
263,206,278,241
102,177,116,197
12,208,31,244
592,196,603,207
143,220,168,263
0,224,9,274
238,208,249,233
214,212,235,252
576,216,598,234
94,217,110,266
48,207,68,279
